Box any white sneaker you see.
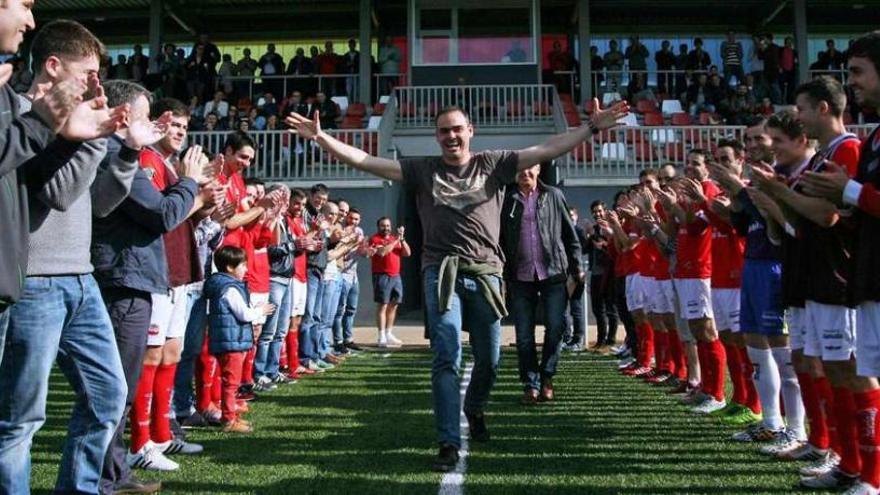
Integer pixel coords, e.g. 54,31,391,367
386,331,403,347
799,467,859,490
799,451,841,477
156,437,204,455
775,442,827,461
378,332,388,348
126,442,180,471
692,397,726,414
843,482,880,495
617,357,636,369
730,423,783,442
759,429,804,456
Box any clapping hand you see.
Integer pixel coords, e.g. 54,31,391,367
179,145,209,184
125,111,172,150
210,201,236,223
59,75,129,141
800,160,849,201
681,178,707,204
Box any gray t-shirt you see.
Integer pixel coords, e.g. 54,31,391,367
400,150,518,271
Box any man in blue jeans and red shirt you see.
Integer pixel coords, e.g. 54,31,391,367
286,97,628,472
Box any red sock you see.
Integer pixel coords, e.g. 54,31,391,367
832,386,863,476
707,339,727,401
286,328,300,371
741,351,762,414
638,322,655,368
196,336,215,412
696,341,712,394
854,388,880,489
654,331,669,372
797,372,830,450
724,342,745,405
815,376,841,453
130,364,157,453
241,347,256,386
667,330,687,380
150,363,177,444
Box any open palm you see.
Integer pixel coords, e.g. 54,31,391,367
285,111,321,139
61,81,128,142
589,98,631,131
126,111,172,149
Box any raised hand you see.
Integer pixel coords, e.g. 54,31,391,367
285,111,322,140
60,79,129,141
31,78,86,133
588,98,631,131
179,145,208,184
657,185,678,206
801,160,849,201
682,178,707,204
199,181,226,207
397,226,406,238
210,201,236,223
125,110,171,150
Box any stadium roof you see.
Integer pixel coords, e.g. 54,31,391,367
32,0,880,43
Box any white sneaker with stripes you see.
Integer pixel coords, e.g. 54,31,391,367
126,441,180,471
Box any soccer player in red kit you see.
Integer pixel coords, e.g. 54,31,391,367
800,33,880,495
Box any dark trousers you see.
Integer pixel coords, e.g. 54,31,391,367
565,281,586,345
100,288,152,494
590,274,619,345
510,279,568,391
614,276,637,353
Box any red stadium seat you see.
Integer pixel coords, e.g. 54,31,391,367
643,112,665,126
372,103,386,116
636,100,658,114
634,141,657,162
698,112,717,126
346,103,367,117
671,112,693,126
340,116,363,129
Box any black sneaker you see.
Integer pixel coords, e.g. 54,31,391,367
432,443,460,472
178,411,208,430
169,417,187,441
465,411,489,442
345,341,364,351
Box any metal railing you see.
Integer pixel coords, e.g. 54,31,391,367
394,84,556,129
562,123,879,180
188,129,379,181
807,68,848,84
217,73,408,102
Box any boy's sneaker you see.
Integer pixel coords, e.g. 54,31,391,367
386,332,403,347
306,361,325,373
222,419,253,434
719,407,762,426
692,397,727,414
156,437,203,456
730,423,783,443
799,451,841,477
776,442,827,462
316,360,335,370
758,429,804,456
272,373,297,385
378,332,388,348
178,411,208,429
432,443,460,473
465,411,490,442
843,482,880,495
799,467,859,490
253,376,277,392
126,442,179,471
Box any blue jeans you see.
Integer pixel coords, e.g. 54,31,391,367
333,277,359,345
510,279,568,391
423,266,502,448
174,284,208,417
298,268,325,365
0,275,126,495
319,278,342,357
0,307,8,369
254,278,292,379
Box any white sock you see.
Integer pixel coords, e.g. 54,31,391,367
747,346,784,431
379,329,387,340
387,327,394,336
770,346,806,439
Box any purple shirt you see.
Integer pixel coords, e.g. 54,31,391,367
515,189,548,281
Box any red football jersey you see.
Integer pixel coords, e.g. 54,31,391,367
674,180,719,279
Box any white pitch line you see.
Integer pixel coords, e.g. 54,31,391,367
438,362,474,495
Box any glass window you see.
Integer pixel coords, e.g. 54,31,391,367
458,8,533,64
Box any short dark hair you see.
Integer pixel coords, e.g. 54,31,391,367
244,177,264,187
377,216,391,227
223,130,258,153
104,80,150,108
794,76,847,117
434,106,471,127
310,183,329,196
847,31,880,76
349,208,361,215
290,188,307,201
590,200,605,210
150,97,190,119
214,246,247,273
766,109,806,140
716,138,745,156
688,148,708,159
639,168,658,179
31,20,105,76
744,115,769,129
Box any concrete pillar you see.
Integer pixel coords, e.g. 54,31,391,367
577,0,592,103
794,0,809,86
359,0,372,104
